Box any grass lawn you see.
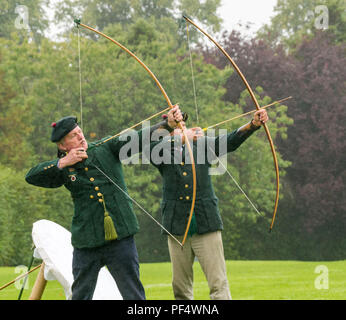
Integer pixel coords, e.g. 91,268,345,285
0,260,345,300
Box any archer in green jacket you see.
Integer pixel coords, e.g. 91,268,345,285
150,108,268,300
25,106,183,300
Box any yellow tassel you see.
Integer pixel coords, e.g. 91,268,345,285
104,212,117,241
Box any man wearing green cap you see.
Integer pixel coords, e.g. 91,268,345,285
25,106,183,300
150,109,268,300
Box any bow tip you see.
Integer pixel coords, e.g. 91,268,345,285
74,18,81,25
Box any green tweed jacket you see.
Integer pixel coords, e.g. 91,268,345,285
25,128,153,249
151,126,259,236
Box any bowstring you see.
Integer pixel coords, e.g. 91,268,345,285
75,23,182,247
208,146,263,217
185,21,263,217
186,22,199,124
92,163,183,247
77,25,83,131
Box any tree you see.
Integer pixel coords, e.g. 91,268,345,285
0,52,33,169
203,19,346,259
0,3,296,262
52,0,222,39
203,29,297,106
0,0,48,43
0,165,73,266
283,31,346,239
258,0,346,48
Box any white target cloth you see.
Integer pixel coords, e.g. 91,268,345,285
32,219,122,300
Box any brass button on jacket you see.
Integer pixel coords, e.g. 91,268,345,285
25,127,156,249
148,129,254,236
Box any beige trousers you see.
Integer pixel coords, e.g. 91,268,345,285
167,231,231,300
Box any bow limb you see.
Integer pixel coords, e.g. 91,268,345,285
75,20,197,245
184,16,279,232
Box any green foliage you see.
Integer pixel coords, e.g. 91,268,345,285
204,0,345,261
209,91,292,259
53,0,222,39
0,1,297,264
258,0,346,48
0,165,73,266
0,0,48,43
0,55,29,169
0,16,237,264
179,0,222,33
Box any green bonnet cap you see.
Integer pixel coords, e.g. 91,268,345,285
51,116,78,142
